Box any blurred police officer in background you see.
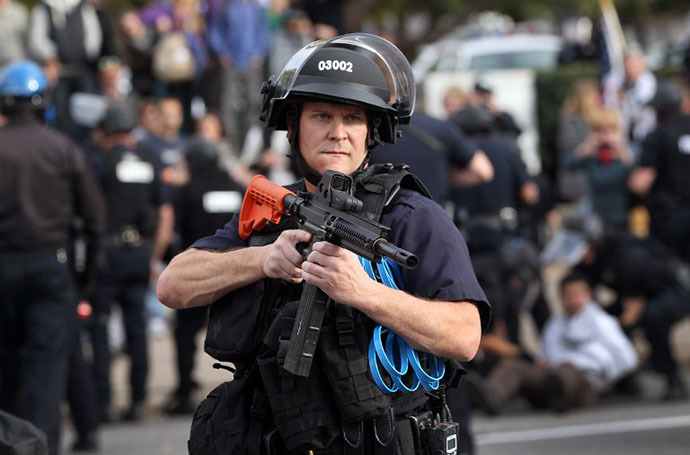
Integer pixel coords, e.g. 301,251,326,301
470,79,522,142
163,138,245,415
371,110,494,203
87,101,174,422
629,81,690,264
0,60,105,455
452,105,542,343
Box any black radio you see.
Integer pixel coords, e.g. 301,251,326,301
407,411,458,455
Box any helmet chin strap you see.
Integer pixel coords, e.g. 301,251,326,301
287,105,373,187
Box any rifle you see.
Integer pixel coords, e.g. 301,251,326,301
238,170,418,377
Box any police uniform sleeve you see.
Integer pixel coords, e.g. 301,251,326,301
152,154,173,207
382,190,491,331
640,130,662,169
191,212,247,251
70,145,107,295
509,145,531,187
440,120,479,168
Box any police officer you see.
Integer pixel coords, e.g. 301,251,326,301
163,138,245,415
371,111,494,203
88,101,174,422
158,33,489,454
470,79,522,141
0,61,106,455
451,105,541,342
629,81,690,263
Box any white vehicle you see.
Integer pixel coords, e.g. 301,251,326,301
414,34,563,175
412,33,563,81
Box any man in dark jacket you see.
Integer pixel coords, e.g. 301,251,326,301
0,61,105,455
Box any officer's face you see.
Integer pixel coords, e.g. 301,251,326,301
297,102,368,177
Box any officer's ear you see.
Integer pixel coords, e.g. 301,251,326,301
286,118,293,141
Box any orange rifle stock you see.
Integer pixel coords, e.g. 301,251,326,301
238,175,296,240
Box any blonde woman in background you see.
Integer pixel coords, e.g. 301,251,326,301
556,80,602,203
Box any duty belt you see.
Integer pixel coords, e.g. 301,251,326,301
108,228,146,247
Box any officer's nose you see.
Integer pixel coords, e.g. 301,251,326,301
328,118,348,141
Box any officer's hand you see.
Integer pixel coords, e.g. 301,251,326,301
301,241,376,306
260,229,312,283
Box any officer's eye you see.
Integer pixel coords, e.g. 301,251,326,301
346,114,364,122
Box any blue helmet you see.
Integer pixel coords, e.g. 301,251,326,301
0,60,48,98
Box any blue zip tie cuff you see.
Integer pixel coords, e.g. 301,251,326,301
359,257,446,394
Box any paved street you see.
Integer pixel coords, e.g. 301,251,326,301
60,322,690,455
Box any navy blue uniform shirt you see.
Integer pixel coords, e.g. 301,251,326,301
192,186,491,331
449,136,529,214
372,113,479,203
640,113,690,204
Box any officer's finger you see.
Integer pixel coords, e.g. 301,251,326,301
275,240,304,267
306,249,329,267
278,261,302,282
311,241,342,257
282,229,312,246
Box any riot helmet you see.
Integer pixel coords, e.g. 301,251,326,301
262,33,414,143
184,138,219,172
0,60,48,112
260,33,415,184
648,81,683,121
452,105,494,137
100,101,137,134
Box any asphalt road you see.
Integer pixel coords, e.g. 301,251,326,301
59,307,690,455
59,328,690,455
62,385,690,455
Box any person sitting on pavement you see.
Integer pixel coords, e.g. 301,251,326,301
468,272,637,415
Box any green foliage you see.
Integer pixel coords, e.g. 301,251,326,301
535,64,598,175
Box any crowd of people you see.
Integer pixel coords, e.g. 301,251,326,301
1,1,690,455
452,48,690,425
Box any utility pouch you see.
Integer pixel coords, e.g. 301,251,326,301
317,306,391,423
188,367,265,455
257,300,341,452
204,278,288,362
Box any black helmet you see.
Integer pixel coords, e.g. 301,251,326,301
452,105,494,136
100,102,137,134
184,138,219,171
260,33,415,145
648,81,682,118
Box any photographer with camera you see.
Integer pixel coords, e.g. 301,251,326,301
563,107,635,232
157,34,489,455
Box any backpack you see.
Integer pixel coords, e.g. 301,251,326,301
152,32,195,83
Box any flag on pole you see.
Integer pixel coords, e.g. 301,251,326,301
598,0,627,106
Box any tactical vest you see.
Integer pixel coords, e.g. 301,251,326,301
203,165,433,454
101,144,159,237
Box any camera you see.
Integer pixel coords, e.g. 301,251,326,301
408,411,459,455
